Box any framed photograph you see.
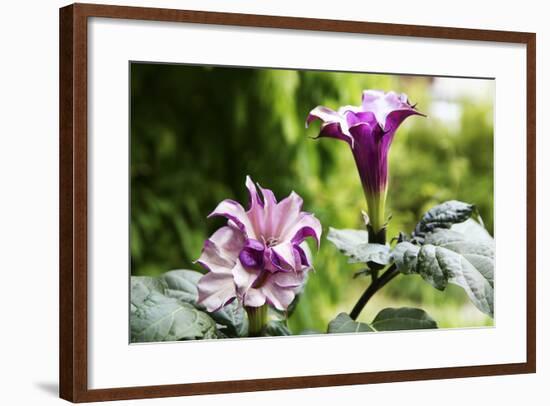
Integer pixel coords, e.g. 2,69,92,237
59,3,536,402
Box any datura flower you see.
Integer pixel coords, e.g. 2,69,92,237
196,176,322,326
306,90,424,237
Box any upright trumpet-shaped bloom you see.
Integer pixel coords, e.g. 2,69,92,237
306,90,424,235
196,177,322,317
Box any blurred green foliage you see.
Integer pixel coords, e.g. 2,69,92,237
130,63,494,333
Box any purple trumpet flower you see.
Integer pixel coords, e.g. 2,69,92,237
307,90,424,235
196,177,322,321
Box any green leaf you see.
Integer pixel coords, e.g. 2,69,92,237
211,300,248,337
414,200,475,238
263,320,291,336
132,270,249,338
451,218,493,245
327,313,374,334
130,276,166,314
391,241,420,274
425,229,494,289
371,307,438,331
130,291,218,342
327,227,390,265
392,229,494,317
161,269,202,304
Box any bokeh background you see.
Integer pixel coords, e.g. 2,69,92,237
130,62,494,333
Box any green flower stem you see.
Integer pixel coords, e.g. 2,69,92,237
246,304,269,336
365,190,387,235
349,264,399,320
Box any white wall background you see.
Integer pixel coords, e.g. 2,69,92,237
0,0,546,405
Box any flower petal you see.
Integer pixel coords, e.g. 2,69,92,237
245,176,265,236
282,212,322,248
306,105,343,127
385,108,425,133
208,199,256,239
238,238,265,269
361,90,424,131
274,191,303,238
197,272,236,312
271,242,298,271
272,270,307,288
306,106,354,146
293,244,310,269
337,104,362,115
259,185,277,207
196,240,233,273
348,122,391,195
209,225,246,257
257,183,278,238
344,110,377,128
195,225,244,273
232,260,261,294
242,288,267,307
245,175,263,207
361,89,387,106
261,281,296,311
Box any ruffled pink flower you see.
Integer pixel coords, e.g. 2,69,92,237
196,176,322,312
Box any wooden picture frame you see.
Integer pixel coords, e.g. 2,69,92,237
59,3,536,402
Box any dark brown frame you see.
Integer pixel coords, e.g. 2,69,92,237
60,2,536,402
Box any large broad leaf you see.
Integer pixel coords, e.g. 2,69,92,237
371,307,437,331
163,270,249,336
327,227,390,265
327,313,374,333
391,241,420,275
161,269,202,304
393,229,494,317
211,300,248,337
130,291,218,342
451,218,493,245
414,200,474,238
425,229,494,288
131,270,248,338
263,320,291,336
130,276,166,314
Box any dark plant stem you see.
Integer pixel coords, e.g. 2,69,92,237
349,223,393,320
349,264,399,320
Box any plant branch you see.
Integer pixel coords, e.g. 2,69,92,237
349,264,399,320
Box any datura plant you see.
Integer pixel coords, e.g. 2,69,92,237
307,90,425,240
130,89,494,342
195,176,321,335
